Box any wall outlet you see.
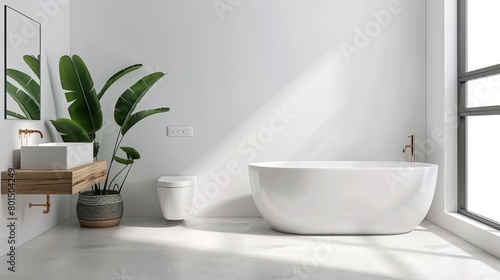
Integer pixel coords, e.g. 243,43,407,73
167,126,194,137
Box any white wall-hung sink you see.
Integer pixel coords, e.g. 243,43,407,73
21,142,93,170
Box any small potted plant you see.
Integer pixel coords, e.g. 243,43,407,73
50,55,170,227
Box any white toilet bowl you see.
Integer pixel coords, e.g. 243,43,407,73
157,176,197,220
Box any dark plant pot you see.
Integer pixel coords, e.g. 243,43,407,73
76,190,123,228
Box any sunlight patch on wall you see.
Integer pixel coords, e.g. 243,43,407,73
183,51,349,216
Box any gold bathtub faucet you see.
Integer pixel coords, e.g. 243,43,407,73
403,135,415,162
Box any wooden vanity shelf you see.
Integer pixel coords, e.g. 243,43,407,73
1,161,107,195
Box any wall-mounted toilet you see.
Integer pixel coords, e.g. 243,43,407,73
157,176,197,220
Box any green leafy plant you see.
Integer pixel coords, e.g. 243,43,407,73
5,54,41,119
50,55,169,195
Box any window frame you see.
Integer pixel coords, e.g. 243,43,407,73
458,0,500,230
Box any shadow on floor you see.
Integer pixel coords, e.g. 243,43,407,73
2,231,408,280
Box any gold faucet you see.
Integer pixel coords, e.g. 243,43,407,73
19,129,44,138
402,135,415,162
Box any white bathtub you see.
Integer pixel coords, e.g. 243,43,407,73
248,161,438,234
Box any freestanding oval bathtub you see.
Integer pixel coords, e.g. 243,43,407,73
248,161,438,234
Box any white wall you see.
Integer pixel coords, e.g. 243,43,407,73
0,0,71,256
70,0,426,217
426,0,500,258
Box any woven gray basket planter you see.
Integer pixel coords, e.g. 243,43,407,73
76,190,123,228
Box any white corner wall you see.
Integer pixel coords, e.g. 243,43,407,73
70,0,426,218
0,0,71,256
425,0,500,258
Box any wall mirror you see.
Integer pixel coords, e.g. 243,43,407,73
4,5,41,120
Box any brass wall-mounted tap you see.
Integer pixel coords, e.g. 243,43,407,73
19,129,44,146
19,129,44,138
403,135,415,162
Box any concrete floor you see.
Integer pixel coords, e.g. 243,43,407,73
1,218,500,280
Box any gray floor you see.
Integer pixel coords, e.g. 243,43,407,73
1,218,500,280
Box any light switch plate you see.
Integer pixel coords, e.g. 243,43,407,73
167,126,193,137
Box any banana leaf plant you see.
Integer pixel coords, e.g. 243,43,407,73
5,55,41,119
50,55,169,195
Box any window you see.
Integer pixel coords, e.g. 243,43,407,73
458,0,500,230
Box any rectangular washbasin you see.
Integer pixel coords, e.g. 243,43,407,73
21,142,93,170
